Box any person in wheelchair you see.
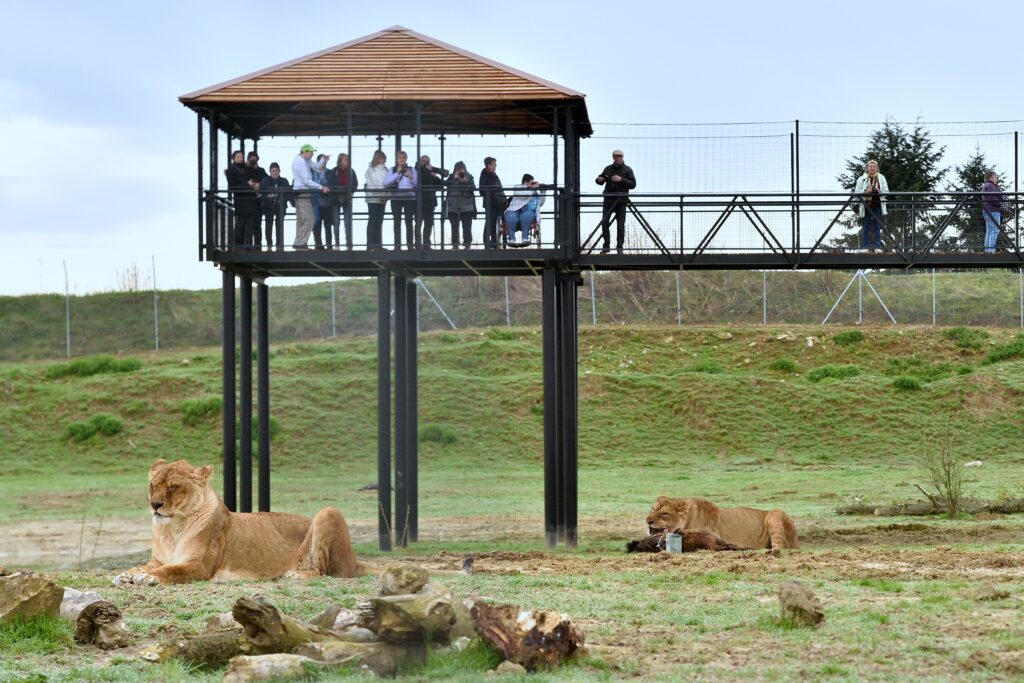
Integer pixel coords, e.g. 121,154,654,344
503,174,545,247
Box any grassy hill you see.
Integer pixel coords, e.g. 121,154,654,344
3,324,1024,530
4,269,1024,361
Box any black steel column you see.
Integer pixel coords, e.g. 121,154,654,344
239,277,253,512
376,272,392,551
558,273,580,548
542,268,559,548
406,280,419,541
790,132,796,252
393,274,408,547
794,120,801,249
415,105,423,249
197,112,204,260
439,133,446,248
221,270,236,511
209,114,220,249
257,283,270,513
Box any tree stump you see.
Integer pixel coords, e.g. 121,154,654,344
778,581,824,627
0,570,63,624
294,640,422,676
139,632,252,668
357,586,460,643
470,601,584,671
231,596,338,653
59,588,130,649
222,654,326,682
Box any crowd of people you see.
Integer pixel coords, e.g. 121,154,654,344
224,146,640,252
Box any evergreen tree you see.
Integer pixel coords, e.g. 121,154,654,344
947,149,1008,249
834,120,946,249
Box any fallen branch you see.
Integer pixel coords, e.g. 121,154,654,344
231,596,338,653
139,632,252,668
222,654,328,683
59,588,130,649
295,640,423,676
470,601,584,671
356,587,461,643
836,497,1024,516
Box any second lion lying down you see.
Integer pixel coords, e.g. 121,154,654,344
644,496,799,550
114,459,365,585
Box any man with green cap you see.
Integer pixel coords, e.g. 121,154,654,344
292,144,329,249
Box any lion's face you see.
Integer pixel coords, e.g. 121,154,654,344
147,459,213,525
646,496,688,534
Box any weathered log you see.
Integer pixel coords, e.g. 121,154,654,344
378,564,429,596
294,640,424,676
470,601,584,671
625,530,741,554
778,581,824,627
836,497,1024,516
222,654,327,683
139,632,252,668
231,596,337,653
0,570,63,624
357,586,460,643
59,588,130,649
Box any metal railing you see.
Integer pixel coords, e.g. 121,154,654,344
202,189,1022,263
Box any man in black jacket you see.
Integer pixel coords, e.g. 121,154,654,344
259,162,291,250
326,153,359,249
595,149,637,253
225,150,260,247
479,157,506,249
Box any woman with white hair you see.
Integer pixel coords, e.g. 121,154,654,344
853,160,889,252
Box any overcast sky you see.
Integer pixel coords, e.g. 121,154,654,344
2,0,1022,295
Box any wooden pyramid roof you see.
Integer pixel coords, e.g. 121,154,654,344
179,26,591,137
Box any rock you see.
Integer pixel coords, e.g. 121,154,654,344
495,660,528,675
778,581,824,627
805,336,816,348
205,611,238,631
0,571,64,624
379,565,429,596
714,332,733,340
774,333,796,342
449,636,472,652
964,460,983,468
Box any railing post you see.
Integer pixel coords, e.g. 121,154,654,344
794,120,801,251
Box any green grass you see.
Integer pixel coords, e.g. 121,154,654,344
180,396,222,426
45,355,141,379
981,335,1024,365
0,615,72,656
832,330,864,347
942,326,989,350
806,364,861,382
891,375,922,391
65,413,124,442
766,357,797,372
421,424,458,445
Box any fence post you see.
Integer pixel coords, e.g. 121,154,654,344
762,271,767,325
675,271,682,325
504,277,511,327
590,274,596,325
331,281,337,337
63,260,71,358
152,255,159,350
931,269,936,326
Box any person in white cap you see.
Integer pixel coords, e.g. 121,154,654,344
595,149,637,253
291,143,329,249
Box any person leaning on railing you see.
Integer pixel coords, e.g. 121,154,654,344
981,170,1004,254
385,151,418,249
364,150,389,250
595,149,637,253
853,159,888,253
313,154,333,249
259,162,291,251
479,157,506,249
291,144,330,250
445,161,477,249
225,150,261,248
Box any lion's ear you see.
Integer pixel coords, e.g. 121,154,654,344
193,465,213,483
149,459,167,479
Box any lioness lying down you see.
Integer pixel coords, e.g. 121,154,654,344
646,496,799,550
114,459,365,585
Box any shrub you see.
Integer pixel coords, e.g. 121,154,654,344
921,427,965,520
942,326,988,350
806,364,860,382
486,328,517,341
45,355,141,379
766,358,797,373
181,397,223,426
981,338,1024,366
891,376,922,391
420,424,458,445
832,330,864,347
690,361,724,374
884,357,959,383
66,414,123,442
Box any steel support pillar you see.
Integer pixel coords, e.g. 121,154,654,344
377,272,392,551
394,275,409,547
542,268,559,548
406,280,419,542
558,273,580,547
239,277,253,512
256,283,270,513
221,270,236,511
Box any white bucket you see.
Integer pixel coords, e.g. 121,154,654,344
664,532,682,553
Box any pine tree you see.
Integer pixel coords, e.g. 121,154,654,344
835,120,946,249
947,149,1008,249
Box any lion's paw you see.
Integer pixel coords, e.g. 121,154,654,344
281,569,318,580
113,571,159,586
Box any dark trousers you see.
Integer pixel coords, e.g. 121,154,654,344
314,206,333,249
600,196,627,250
263,210,284,250
367,203,386,248
448,213,474,248
392,199,416,249
484,205,501,248
234,213,259,248
417,203,437,247
861,206,883,249
332,201,354,249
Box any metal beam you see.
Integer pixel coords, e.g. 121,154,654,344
558,273,579,548
221,270,236,512
257,283,270,513
377,271,392,551
542,268,558,548
406,279,419,542
394,274,408,547
239,277,253,512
